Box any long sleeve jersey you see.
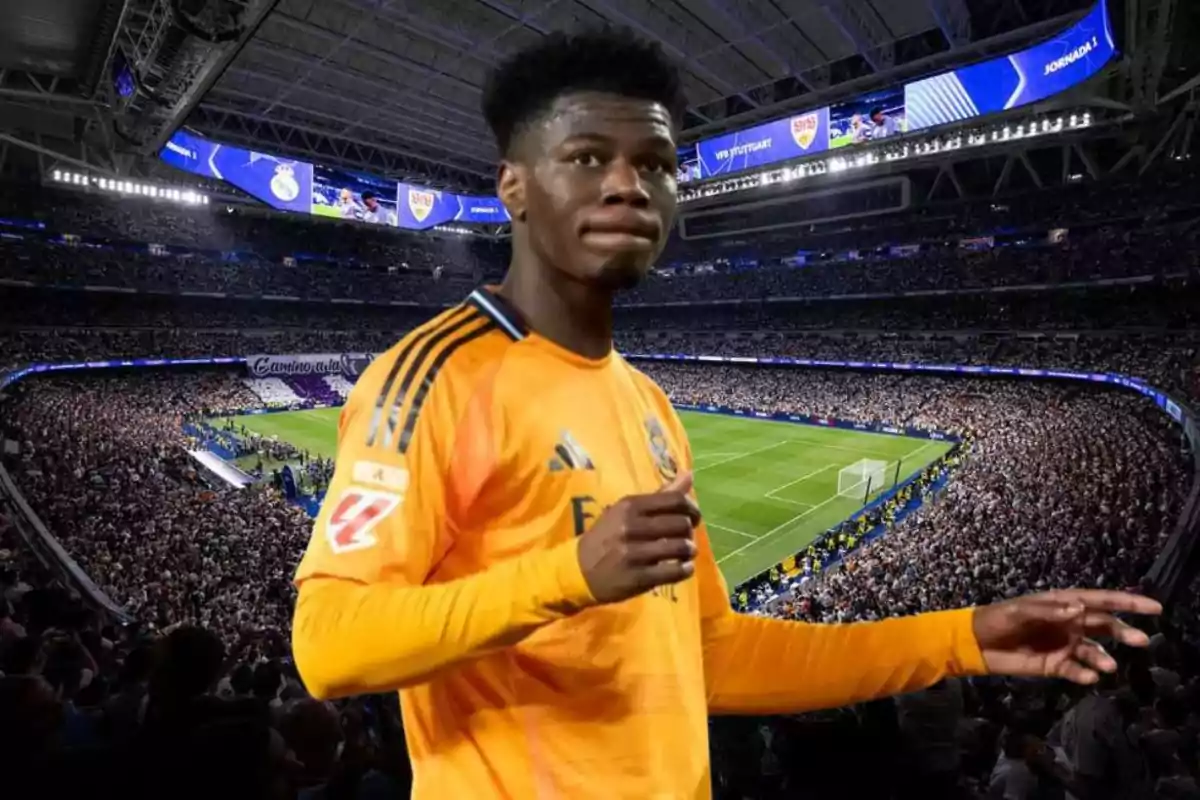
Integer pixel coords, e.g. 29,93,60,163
292,287,988,799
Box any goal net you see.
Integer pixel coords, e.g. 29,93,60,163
837,459,888,501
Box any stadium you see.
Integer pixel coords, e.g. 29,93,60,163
0,0,1198,797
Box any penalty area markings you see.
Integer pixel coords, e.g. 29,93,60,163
705,522,758,540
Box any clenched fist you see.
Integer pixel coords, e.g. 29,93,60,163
577,472,700,603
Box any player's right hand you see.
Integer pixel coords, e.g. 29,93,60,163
576,471,701,604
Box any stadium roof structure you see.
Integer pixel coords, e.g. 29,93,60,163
188,0,1097,192
0,0,1195,196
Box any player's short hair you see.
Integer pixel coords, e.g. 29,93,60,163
482,28,687,156
870,107,885,118
361,191,377,201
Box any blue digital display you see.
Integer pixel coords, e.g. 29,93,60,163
157,3,1113,223
160,131,313,214
906,0,1114,129
697,108,830,178
829,87,907,150
395,184,509,230
691,0,1115,179
676,144,701,184
161,130,509,230
311,165,399,226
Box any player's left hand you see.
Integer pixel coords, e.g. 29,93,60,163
973,589,1162,684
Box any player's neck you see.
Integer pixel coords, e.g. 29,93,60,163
498,266,613,360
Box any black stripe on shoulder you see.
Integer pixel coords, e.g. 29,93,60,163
365,306,476,447
397,320,500,454
379,310,489,450
465,288,528,341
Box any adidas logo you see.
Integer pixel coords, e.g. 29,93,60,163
548,430,594,472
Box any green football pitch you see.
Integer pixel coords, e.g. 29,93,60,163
216,408,952,586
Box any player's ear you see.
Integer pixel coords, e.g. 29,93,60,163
497,161,526,223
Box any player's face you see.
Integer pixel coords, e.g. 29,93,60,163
514,92,677,291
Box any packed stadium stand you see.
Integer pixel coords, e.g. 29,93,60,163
3,0,1200,797
3,180,1199,796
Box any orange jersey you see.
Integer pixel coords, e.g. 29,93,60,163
293,288,987,799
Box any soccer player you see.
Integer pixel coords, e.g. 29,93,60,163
870,106,900,139
292,29,1161,799
359,191,396,226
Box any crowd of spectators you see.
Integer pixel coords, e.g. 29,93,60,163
0,182,505,276
3,221,1195,306
0,359,1195,797
626,329,1200,407
5,319,1195,409
655,366,1187,608
3,172,1200,312
3,283,1193,341
1,373,309,642
1,170,1199,796
655,365,1199,799
0,240,476,304
0,505,414,797
667,159,1200,264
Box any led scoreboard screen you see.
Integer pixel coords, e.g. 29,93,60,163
905,0,1115,129
395,183,509,229
161,134,510,230
689,0,1114,181
160,130,313,214
158,2,1113,220
696,108,831,179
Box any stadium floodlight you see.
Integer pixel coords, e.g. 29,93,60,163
837,459,888,502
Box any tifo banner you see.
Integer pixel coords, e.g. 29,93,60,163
244,353,378,379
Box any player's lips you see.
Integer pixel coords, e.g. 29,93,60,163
579,216,661,249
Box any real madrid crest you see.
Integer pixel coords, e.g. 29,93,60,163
644,417,678,481
270,163,300,202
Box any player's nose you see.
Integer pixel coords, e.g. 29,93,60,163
600,160,650,208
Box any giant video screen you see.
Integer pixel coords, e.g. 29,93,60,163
396,184,509,229
160,130,313,214
160,132,509,231
311,166,399,227
828,86,908,149
695,108,830,179
159,2,1113,225
905,0,1115,129
689,0,1114,180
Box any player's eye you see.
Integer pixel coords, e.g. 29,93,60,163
640,158,673,176
571,152,604,168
